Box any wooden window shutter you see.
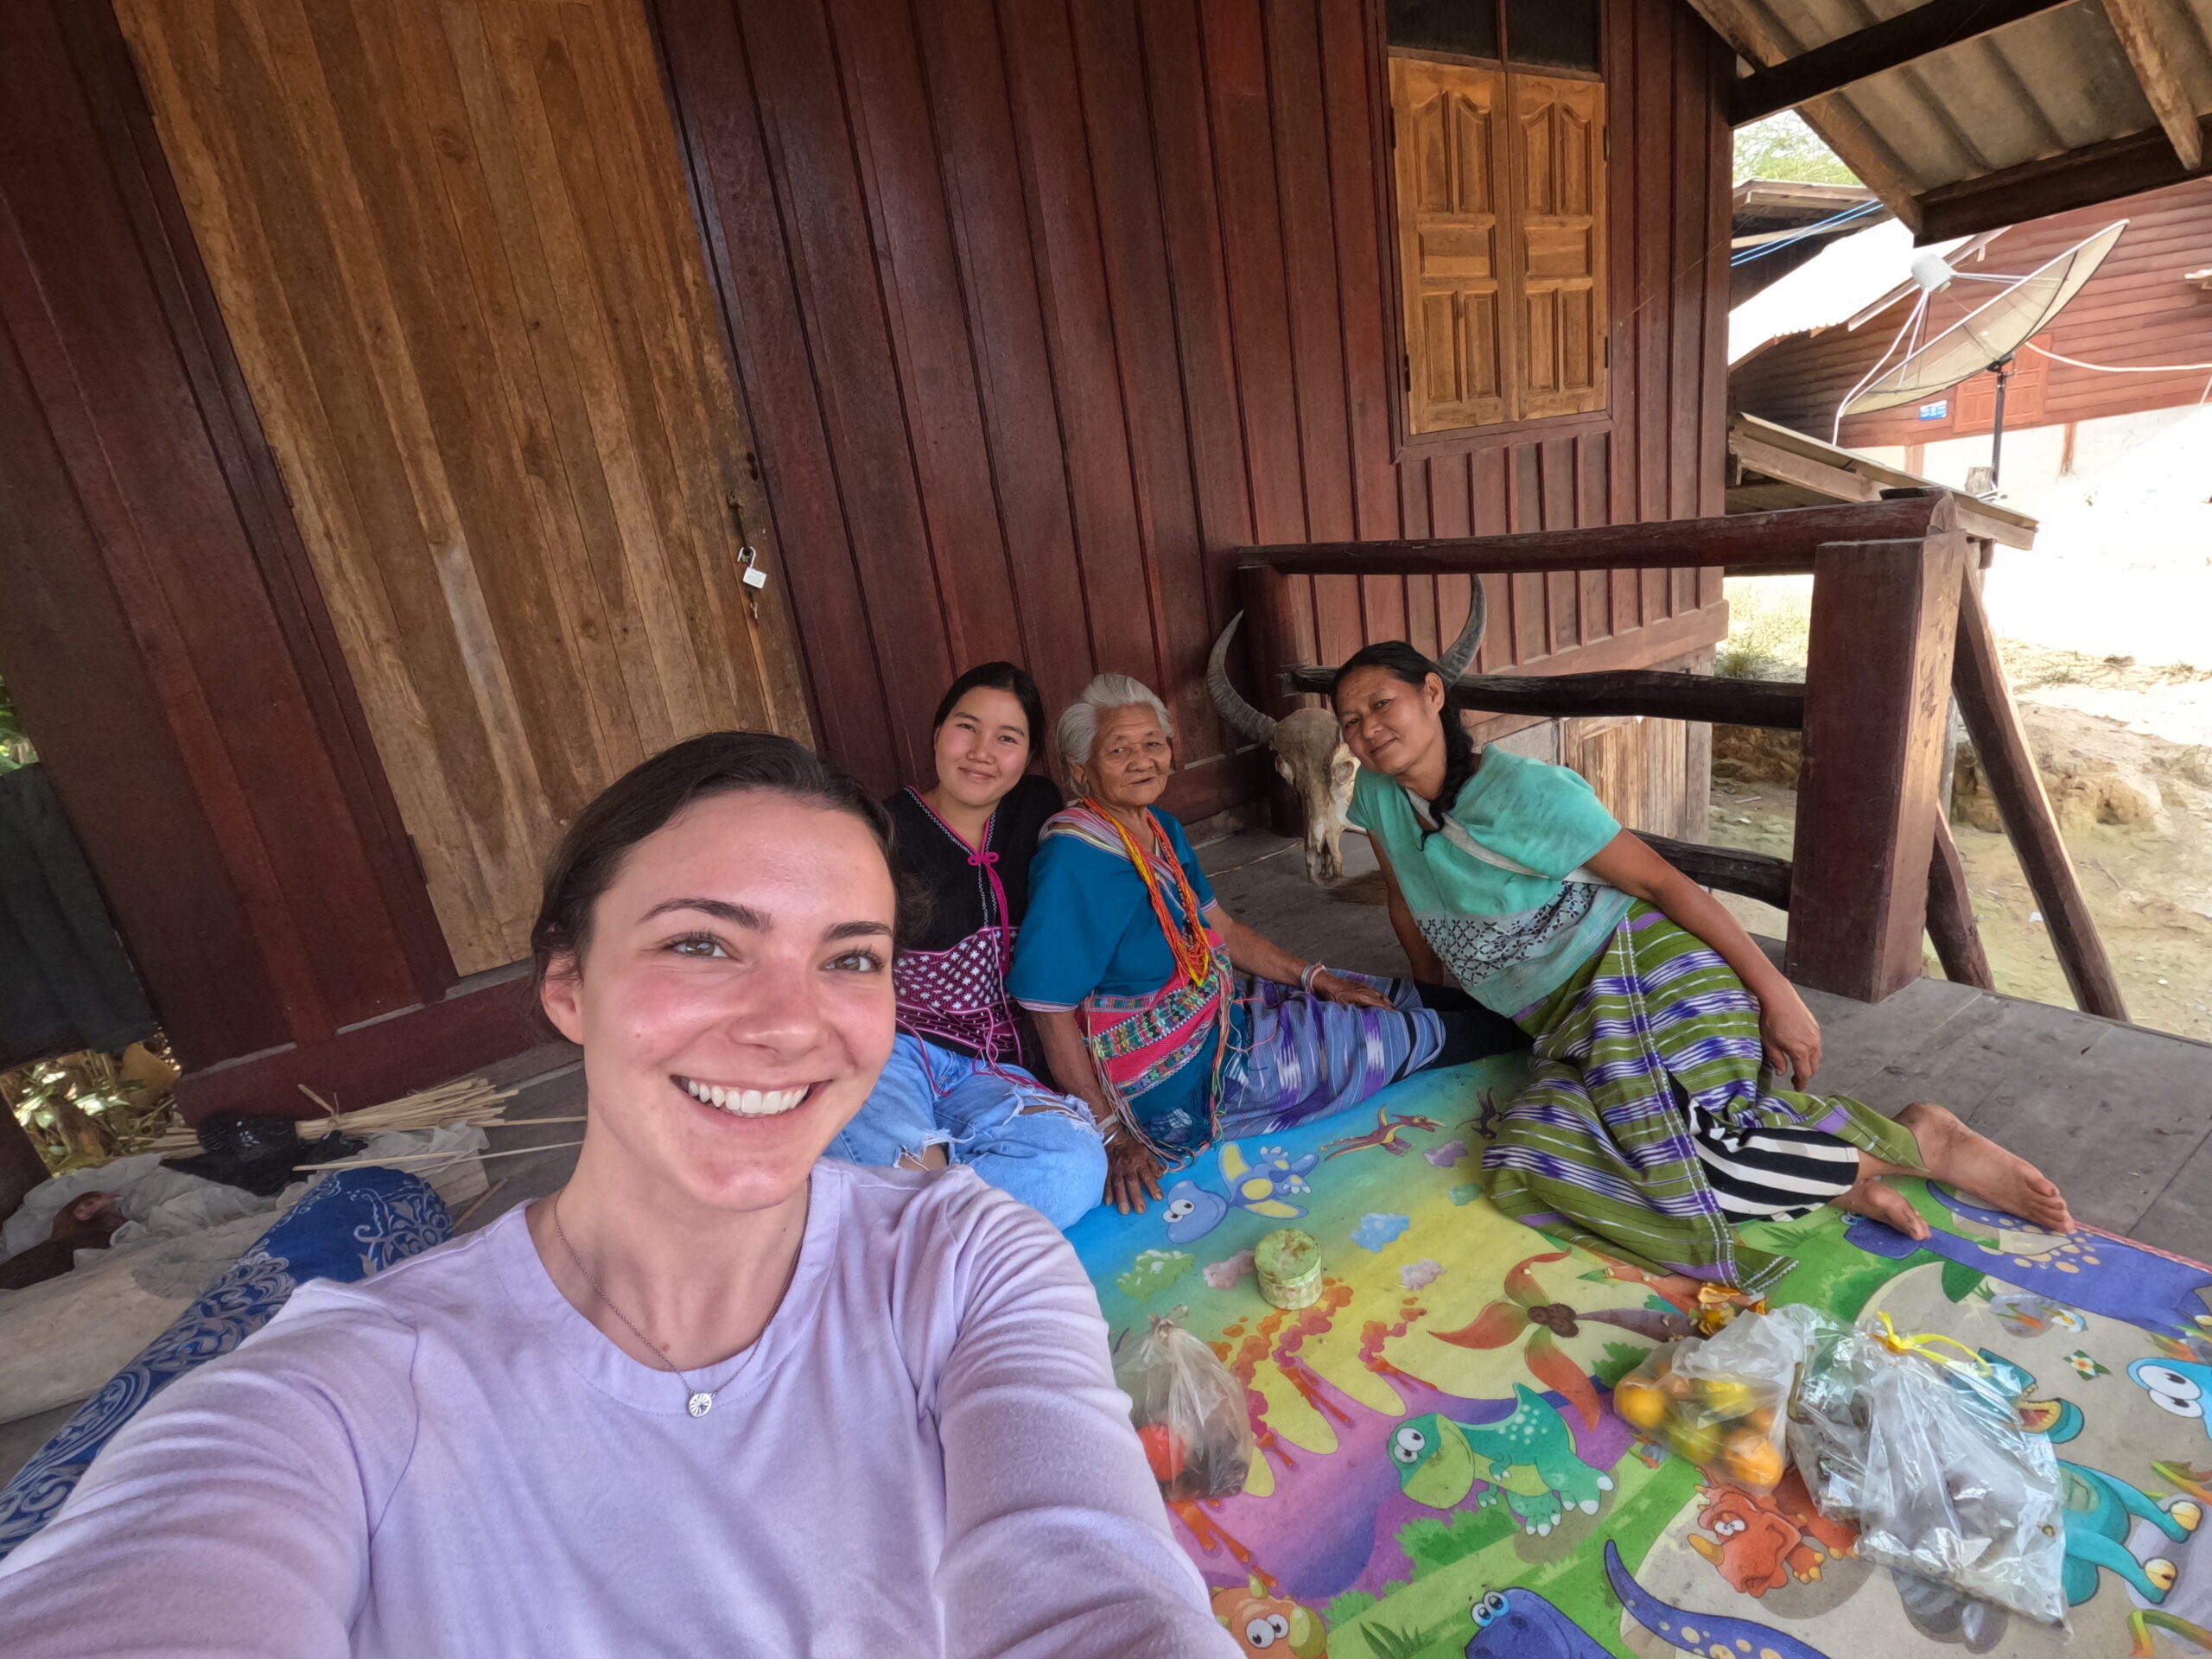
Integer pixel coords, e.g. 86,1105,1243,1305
1390,57,1510,432
1510,73,1607,420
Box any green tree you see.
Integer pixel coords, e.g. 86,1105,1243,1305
1734,111,1858,185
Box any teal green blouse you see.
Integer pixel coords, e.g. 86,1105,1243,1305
1347,748,1632,1015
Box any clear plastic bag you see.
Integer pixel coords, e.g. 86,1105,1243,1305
1780,1306,2068,1628
1613,1308,1799,1495
1116,1306,1255,1502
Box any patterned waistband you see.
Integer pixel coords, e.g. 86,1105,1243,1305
895,929,1020,1062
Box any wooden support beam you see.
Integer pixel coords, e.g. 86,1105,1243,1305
1236,562,1306,840
1726,0,2073,127
1916,114,2212,243
1787,530,1969,1002
1237,564,1301,721
1287,665,1807,729
1726,428,2035,548
1925,815,1996,990
2101,0,2206,173
1640,833,1793,912
1677,0,1926,232
1950,576,2129,1020
1243,496,1949,579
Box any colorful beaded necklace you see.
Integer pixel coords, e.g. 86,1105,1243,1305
1083,798,1214,988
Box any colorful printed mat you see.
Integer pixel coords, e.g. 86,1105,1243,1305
1068,1054,2212,1659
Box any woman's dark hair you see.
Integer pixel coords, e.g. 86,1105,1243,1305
531,732,896,988
931,661,1047,763
1332,641,1478,839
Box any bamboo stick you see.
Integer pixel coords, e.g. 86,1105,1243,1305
290,1140,582,1174
145,1076,518,1154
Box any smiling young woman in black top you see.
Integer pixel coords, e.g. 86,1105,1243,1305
828,664,1106,1228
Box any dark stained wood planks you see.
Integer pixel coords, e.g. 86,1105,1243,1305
113,0,812,973
652,0,1737,817
1287,664,1808,727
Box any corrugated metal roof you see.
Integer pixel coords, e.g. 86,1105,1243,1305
1693,0,2212,218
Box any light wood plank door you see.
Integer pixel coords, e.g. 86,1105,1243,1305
114,0,810,974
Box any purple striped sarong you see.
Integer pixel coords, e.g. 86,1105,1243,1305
1209,971,1446,1141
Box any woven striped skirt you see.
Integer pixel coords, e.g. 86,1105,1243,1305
1481,901,1923,1296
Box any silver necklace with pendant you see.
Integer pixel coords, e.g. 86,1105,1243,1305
551,1192,726,1418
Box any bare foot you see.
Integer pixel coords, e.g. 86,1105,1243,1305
1832,1173,1930,1240
1897,1102,2075,1233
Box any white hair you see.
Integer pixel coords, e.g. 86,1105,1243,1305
1056,673,1175,772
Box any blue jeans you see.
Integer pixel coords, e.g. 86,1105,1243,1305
835,1035,1107,1230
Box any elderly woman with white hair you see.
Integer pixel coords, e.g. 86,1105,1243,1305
1008,675,1510,1212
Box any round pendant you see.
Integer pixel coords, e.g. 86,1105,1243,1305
687,1391,714,1418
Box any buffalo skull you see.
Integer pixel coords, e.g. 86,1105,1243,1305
1205,592,1488,885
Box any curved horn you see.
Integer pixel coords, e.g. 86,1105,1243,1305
1205,612,1277,742
1433,582,1489,683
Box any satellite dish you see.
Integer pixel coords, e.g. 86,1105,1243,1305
1833,220,2127,491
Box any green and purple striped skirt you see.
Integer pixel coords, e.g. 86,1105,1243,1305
1482,901,1923,1296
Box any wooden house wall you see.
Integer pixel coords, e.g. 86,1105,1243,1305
1732,175,2212,449
0,0,1733,1106
652,0,1735,820
0,0,535,1107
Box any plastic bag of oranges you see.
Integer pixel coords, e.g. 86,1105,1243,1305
1115,1306,1255,1501
1611,1311,1799,1495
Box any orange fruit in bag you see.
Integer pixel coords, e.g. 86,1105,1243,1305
1719,1427,1785,1491
1614,1375,1669,1432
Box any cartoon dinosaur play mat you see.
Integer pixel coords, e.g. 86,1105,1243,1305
1066,1054,2212,1659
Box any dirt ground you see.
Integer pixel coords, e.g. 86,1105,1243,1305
1713,576,2212,1045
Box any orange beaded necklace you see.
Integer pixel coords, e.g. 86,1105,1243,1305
1084,799,1215,988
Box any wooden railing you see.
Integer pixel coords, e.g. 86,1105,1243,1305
1239,494,2126,1017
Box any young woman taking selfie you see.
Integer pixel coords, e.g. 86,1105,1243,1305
0,734,1230,1657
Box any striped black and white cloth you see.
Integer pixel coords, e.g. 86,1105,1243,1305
1687,1103,1861,1221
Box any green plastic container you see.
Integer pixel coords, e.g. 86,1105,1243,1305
1255,1228,1322,1309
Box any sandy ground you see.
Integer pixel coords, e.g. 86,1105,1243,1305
1977,404,2212,677
1706,763,2212,1045
1718,507,2212,1041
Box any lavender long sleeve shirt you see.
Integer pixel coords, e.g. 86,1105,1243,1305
0,1160,1235,1657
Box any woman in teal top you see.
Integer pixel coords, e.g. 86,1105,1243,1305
1331,640,2073,1297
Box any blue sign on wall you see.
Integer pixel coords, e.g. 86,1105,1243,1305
1917,400,1949,421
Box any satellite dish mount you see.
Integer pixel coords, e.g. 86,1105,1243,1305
1834,222,2126,501
1986,351,2015,490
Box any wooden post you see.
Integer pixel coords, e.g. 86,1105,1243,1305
1236,564,1301,719
1925,817,1995,990
1951,575,2129,1020
1786,520,1969,1001
1236,563,1302,838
